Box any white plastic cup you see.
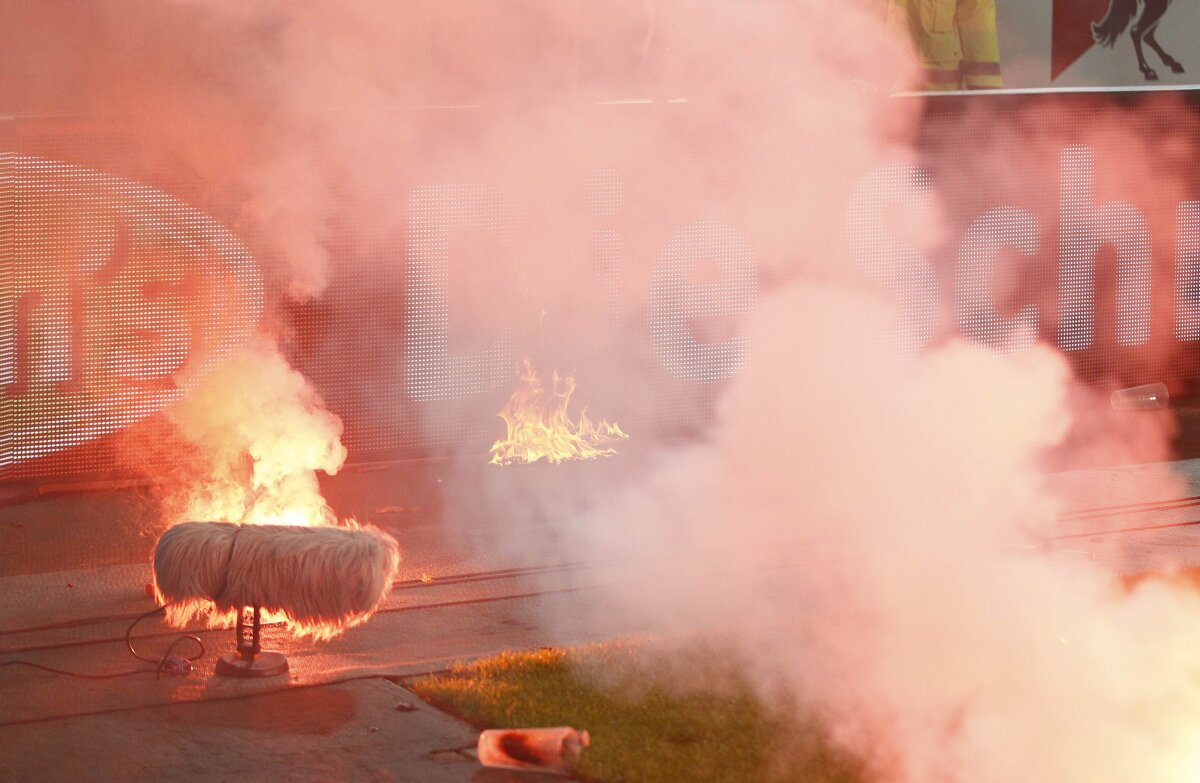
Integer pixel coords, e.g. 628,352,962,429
477,726,590,775
1110,382,1169,411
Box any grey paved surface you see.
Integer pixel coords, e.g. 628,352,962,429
0,456,641,780
0,579,621,726
0,561,618,779
0,678,482,783
8,455,1200,780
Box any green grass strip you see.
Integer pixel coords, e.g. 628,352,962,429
412,641,865,783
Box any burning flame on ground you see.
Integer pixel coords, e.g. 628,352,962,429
490,359,628,465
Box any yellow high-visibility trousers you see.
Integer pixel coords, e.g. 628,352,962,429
888,0,1002,90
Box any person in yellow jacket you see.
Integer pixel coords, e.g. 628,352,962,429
887,0,1003,91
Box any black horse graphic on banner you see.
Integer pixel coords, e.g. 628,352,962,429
1092,0,1183,81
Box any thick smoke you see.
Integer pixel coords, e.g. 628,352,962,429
574,282,1200,781
263,3,1200,782
26,0,1200,779
5,1,367,525
491,9,1200,783
155,2,1200,778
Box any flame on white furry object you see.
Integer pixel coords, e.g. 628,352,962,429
162,342,347,529
152,519,401,641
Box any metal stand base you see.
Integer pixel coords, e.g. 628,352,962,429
215,650,289,678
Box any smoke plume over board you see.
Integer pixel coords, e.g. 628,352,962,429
18,1,919,518
273,4,1200,783
17,0,1200,779
571,288,1200,781
453,10,1200,783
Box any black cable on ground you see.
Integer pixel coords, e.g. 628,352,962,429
0,559,601,639
1058,494,1200,521
125,605,205,678
0,583,600,658
1046,517,1200,541
0,604,204,680
0,660,159,680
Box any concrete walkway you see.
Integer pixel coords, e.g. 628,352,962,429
7,455,1200,780
0,559,621,781
0,678,481,783
0,456,634,781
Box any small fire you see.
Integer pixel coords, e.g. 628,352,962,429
176,467,335,529
163,344,346,529
490,359,628,465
